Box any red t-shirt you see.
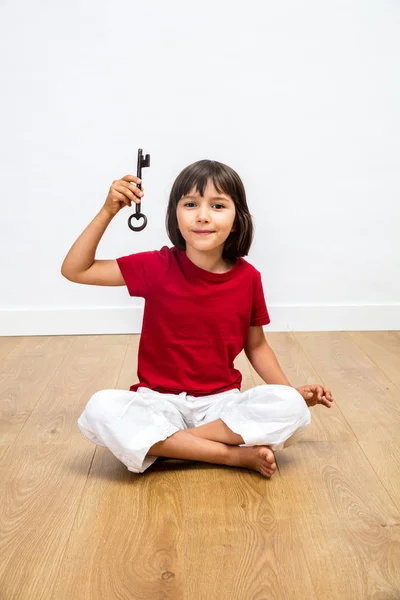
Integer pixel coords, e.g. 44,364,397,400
116,246,270,397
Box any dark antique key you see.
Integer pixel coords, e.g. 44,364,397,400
128,148,150,231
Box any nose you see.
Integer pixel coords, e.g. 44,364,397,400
196,206,211,221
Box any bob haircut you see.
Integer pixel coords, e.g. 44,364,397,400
165,159,254,262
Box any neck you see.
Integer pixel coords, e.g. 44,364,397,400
185,245,230,273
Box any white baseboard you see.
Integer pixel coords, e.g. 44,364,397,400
0,305,399,336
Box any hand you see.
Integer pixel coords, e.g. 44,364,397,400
295,384,334,408
103,174,144,217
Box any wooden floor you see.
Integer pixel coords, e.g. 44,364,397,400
0,332,399,599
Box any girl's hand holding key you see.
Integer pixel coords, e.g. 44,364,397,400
103,175,144,217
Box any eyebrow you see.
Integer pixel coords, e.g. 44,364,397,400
183,195,232,202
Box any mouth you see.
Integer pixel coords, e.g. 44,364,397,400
192,231,215,236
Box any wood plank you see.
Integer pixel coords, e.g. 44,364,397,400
277,441,400,599
0,337,25,461
0,336,75,457
180,465,317,600
0,336,23,362
359,439,400,509
294,332,400,441
349,331,400,388
276,441,399,522
295,513,400,599
50,449,186,599
0,335,129,600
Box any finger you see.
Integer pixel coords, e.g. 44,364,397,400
114,184,136,204
120,180,144,195
113,189,131,206
121,174,142,184
301,388,313,397
311,385,323,399
117,183,143,202
131,184,144,198
322,388,334,401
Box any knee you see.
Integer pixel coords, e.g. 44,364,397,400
84,389,116,420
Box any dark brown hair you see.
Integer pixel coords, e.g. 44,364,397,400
165,159,254,262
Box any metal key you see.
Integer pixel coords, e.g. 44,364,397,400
128,148,150,231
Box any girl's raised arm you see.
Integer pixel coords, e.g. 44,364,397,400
61,174,143,286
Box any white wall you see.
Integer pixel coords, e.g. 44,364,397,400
1,0,399,335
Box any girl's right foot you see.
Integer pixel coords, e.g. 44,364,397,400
226,445,276,478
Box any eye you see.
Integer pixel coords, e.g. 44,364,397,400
184,202,225,209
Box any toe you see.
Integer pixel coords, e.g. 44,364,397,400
261,447,275,464
266,450,275,464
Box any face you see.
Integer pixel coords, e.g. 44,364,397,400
176,179,236,252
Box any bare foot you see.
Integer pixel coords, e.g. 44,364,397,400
226,445,277,478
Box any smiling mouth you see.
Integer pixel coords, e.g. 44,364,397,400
193,231,215,235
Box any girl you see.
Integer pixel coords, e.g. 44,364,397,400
61,159,334,478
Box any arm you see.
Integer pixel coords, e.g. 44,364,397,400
61,208,124,285
244,328,292,386
244,329,335,407
61,174,143,286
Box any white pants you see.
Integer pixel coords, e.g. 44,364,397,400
77,384,312,474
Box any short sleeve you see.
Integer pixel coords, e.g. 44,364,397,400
250,270,271,326
116,247,168,298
